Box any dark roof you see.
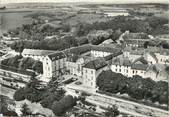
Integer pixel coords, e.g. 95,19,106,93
104,52,123,61
83,59,107,70
64,44,121,56
149,52,158,62
48,51,66,61
131,64,148,71
112,58,131,66
133,57,148,65
67,54,79,62
160,49,169,55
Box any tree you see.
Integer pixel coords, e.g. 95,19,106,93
13,88,25,101
21,103,32,116
104,105,120,117
51,95,77,116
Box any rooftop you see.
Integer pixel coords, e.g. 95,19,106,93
122,32,150,40
48,51,66,61
64,44,122,56
131,64,149,71
22,49,55,56
83,58,107,70
112,58,131,66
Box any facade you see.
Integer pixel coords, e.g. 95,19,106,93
155,50,169,65
82,59,108,88
66,44,122,77
119,31,150,48
43,51,67,79
22,49,67,79
111,57,149,78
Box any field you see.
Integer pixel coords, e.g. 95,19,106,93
0,11,33,35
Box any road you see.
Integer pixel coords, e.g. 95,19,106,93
0,84,15,99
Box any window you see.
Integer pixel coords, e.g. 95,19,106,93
126,70,128,73
133,70,134,74
86,70,87,73
136,71,138,74
115,69,117,72
119,69,121,72
91,82,93,86
91,70,93,74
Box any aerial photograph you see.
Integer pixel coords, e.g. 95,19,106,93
0,0,169,116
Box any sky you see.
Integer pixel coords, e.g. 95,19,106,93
1,0,169,4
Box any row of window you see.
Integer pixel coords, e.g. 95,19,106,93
85,69,94,74
115,68,144,74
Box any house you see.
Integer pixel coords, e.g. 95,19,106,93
66,54,93,77
43,51,67,79
123,47,144,62
154,49,169,65
144,52,158,64
119,31,150,47
82,58,108,89
22,49,67,79
66,44,122,77
111,58,132,77
111,57,149,78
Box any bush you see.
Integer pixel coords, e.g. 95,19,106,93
51,95,77,116
97,70,168,105
13,88,25,101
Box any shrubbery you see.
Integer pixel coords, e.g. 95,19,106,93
13,88,25,101
1,55,43,74
97,70,168,105
13,78,77,116
51,95,77,116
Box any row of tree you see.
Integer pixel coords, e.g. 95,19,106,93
97,70,168,105
1,55,43,74
13,78,77,116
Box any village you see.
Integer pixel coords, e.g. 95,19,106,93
0,1,169,117
1,29,169,116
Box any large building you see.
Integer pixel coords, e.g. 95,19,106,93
43,51,67,78
22,49,55,62
82,58,108,89
66,44,122,77
119,31,151,47
22,49,67,79
111,57,149,78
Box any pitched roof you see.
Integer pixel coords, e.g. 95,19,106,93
64,44,121,56
149,52,158,62
131,64,148,71
112,58,131,66
22,49,55,56
48,51,66,61
123,32,150,40
104,52,123,61
83,58,107,70
133,57,148,65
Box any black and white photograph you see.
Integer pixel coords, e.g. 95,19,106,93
0,0,169,117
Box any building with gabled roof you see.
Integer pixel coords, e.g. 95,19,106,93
22,49,67,80
119,31,150,47
43,51,67,79
22,49,55,62
111,56,149,78
82,58,108,88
